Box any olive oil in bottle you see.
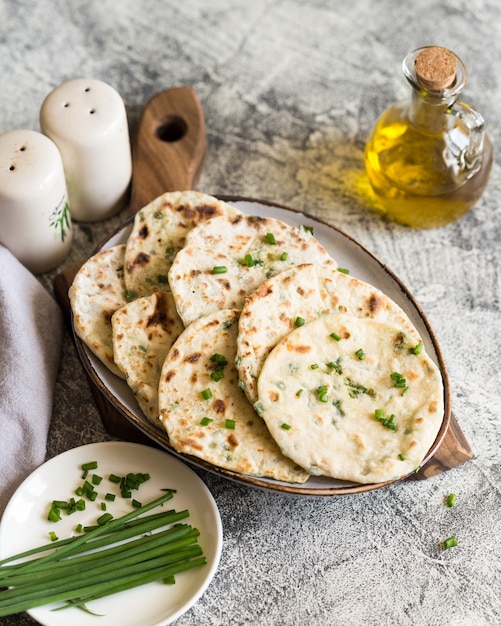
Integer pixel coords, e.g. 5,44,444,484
365,46,492,228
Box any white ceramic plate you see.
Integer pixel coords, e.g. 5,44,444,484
0,441,222,626
74,199,451,495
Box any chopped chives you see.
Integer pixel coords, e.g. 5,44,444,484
76,499,85,511
83,481,94,496
105,493,116,502
316,385,329,402
225,419,236,430
125,289,138,301
210,353,227,365
212,265,228,274
97,513,113,526
200,417,213,426
355,349,365,360
75,523,83,533
443,536,458,550
82,462,98,471
390,372,407,388
101,502,107,511
337,267,350,274
295,389,304,397
201,388,212,400
48,508,61,523
244,253,254,267
294,316,305,327
210,353,227,382
265,232,277,244
132,500,142,509
386,414,396,430
108,474,121,484
254,401,264,415
121,490,132,499
330,332,341,341
374,409,397,430
398,453,406,461
92,474,103,485
310,364,319,370
52,500,68,510
447,493,457,508
48,531,58,542
88,491,98,502
327,360,342,375
281,423,292,430
280,251,288,261
410,342,423,355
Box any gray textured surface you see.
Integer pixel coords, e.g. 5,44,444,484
1,0,500,624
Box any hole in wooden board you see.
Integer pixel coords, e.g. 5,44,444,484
156,115,187,142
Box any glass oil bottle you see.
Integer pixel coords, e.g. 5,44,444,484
364,46,492,228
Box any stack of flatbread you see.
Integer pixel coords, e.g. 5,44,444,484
70,191,444,485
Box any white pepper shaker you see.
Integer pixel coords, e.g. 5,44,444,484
0,129,72,274
40,78,132,222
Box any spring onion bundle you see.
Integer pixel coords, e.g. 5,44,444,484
0,490,207,617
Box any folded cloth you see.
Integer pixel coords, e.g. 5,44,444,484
0,245,63,517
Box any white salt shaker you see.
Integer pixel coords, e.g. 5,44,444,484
40,78,132,222
0,129,72,274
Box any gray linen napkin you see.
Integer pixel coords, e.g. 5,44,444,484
0,245,63,516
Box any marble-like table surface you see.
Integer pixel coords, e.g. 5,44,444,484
0,1,500,624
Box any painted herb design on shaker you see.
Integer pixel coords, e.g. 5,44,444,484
49,196,71,242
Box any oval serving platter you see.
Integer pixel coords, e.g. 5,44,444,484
73,198,451,496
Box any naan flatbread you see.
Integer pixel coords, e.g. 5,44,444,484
112,292,184,426
124,191,241,298
256,312,443,484
69,245,128,378
169,214,337,326
237,263,422,404
158,309,309,483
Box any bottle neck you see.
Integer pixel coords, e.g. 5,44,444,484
408,89,456,134
403,47,468,134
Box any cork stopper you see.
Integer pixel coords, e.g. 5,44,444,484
414,46,457,91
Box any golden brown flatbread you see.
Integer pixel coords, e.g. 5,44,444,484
158,309,309,483
256,312,443,484
112,292,184,426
